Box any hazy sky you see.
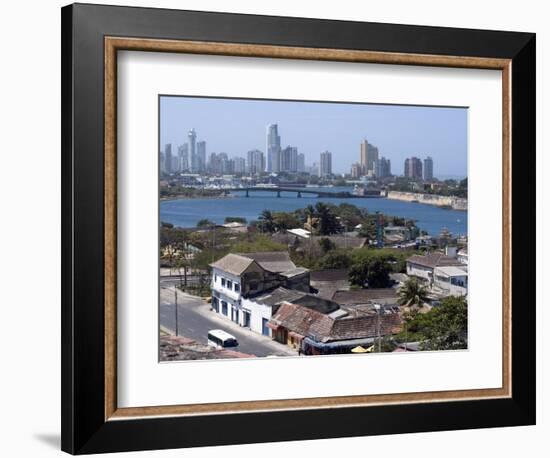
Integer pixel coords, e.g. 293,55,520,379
160,95,467,178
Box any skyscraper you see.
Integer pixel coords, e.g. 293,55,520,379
160,152,166,174
178,144,189,172
404,157,423,179
197,141,206,173
319,151,332,177
233,157,246,174
423,156,434,181
280,146,298,173
360,139,379,174
164,143,173,174
297,153,305,173
188,128,197,173
374,157,391,178
247,149,265,176
266,124,281,173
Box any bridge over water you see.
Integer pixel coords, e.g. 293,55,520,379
222,187,382,199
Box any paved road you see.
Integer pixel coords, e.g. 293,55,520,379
160,287,297,358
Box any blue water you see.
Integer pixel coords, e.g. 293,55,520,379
160,187,467,236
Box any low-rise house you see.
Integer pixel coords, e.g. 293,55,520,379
384,226,411,242
433,265,468,297
457,247,468,265
310,269,350,299
222,221,248,233
268,301,402,355
272,232,367,250
331,288,398,306
406,252,463,284
210,252,311,336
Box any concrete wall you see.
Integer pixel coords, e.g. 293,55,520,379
386,191,467,211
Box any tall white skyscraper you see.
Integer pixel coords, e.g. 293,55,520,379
188,128,197,172
319,151,332,177
266,124,281,173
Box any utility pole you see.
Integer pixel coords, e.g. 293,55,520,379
174,288,178,337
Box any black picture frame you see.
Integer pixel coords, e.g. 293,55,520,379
61,3,535,454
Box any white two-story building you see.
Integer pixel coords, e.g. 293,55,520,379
210,252,310,336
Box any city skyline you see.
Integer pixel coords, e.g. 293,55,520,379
160,96,468,178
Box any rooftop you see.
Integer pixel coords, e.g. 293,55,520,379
237,251,297,273
251,287,339,314
407,252,463,269
210,253,255,276
269,302,402,343
434,265,468,277
210,251,298,276
331,288,398,305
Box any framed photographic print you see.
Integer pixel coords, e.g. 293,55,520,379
61,3,536,454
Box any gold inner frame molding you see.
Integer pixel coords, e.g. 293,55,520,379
104,36,512,421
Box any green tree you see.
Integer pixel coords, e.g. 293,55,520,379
197,219,215,228
224,216,247,224
318,250,352,269
318,237,336,254
272,212,300,231
349,258,391,288
397,277,429,309
397,296,468,350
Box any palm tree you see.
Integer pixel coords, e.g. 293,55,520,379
315,202,339,235
398,278,429,309
258,209,276,233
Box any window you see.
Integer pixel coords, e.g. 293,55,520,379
234,283,240,292
221,278,226,287
222,301,228,316
227,280,232,290
214,274,218,282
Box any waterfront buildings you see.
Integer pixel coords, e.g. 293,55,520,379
266,124,281,173
188,128,197,172
319,151,333,177
424,156,434,181
404,156,423,179
247,149,265,176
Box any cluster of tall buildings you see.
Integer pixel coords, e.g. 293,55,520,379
404,156,433,181
161,128,207,174
266,124,306,174
161,123,334,178
350,139,391,179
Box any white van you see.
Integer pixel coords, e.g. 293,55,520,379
207,329,238,348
